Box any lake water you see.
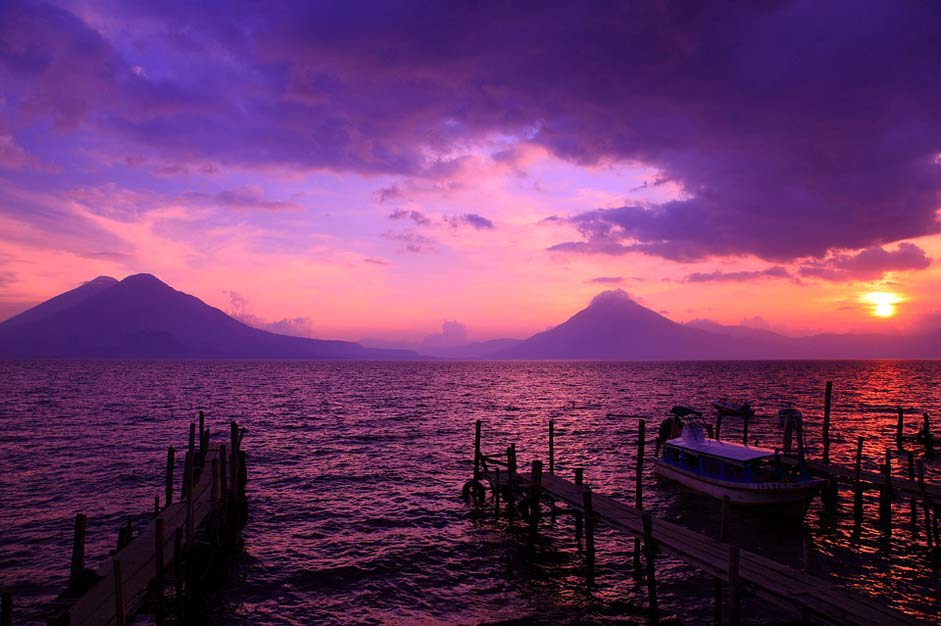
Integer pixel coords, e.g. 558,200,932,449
1,360,939,625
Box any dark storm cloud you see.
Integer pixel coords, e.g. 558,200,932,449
2,1,941,260
686,266,792,283
799,243,932,281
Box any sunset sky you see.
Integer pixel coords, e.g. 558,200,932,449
1,2,940,345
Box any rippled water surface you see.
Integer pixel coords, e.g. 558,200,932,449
1,360,940,625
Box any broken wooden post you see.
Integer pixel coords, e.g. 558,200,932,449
165,446,175,507
69,513,87,590
924,412,935,457
473,420,482,480
529,460,543,545
822,381,832,464
642,511,659,624
1,591,11,626
896,407,905,451
634,419,646,573
583,487,595,586
548,420,555,474
728,545,741,626
113,560,126,626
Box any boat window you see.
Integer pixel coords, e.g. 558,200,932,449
702,457,721,475
682,452,698,468
724,464,744,480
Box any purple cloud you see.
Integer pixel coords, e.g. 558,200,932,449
2,1,941,262
799,243,932,281
389,209,431,226
687,266,791,283
445,213,495,230
589,276,624,284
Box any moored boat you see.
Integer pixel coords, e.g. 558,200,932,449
712,397,755,417
653,424,825,510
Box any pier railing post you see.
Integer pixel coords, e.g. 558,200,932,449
69,513,87,590
728,545,741,626
230,421,240,497
474,420,482,480
188,423,196,466
880,448,893,533
165,446,175,508
574,468,584,542
198,410,205,457
583,487,595,587
113,560,126,626
548,420,555,474
822,381,832,464
642,511,658,624
907,452,917,530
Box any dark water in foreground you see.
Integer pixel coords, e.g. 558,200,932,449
1,360,940,626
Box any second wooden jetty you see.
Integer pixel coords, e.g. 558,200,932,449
464,419,924,626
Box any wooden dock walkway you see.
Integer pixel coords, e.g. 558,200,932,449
41,416,249,626
489,467,920,626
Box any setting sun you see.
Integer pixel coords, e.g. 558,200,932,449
861,291,902,318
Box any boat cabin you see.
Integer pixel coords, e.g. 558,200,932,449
661,429,808,483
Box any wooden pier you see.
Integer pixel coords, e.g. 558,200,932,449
26,415,250,626
464,415,928,626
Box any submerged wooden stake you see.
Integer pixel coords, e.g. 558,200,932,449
822,381,833,464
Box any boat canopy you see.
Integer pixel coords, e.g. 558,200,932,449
670,405,702,418
664,437,776,463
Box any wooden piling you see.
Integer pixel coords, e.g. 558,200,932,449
917,460,933,548
69,513,87,589
574,467,584,542
1,591,11,626
728,546,741,626
187,423,196,461
529,460,543,545
742,413,749,447
113,560,126,626
506,446,515,527
494,467,501,520
880,449,893,533
822,381,832,464
896,407,904,451
548,420,555,474
907,452,917,530
198,410,205,456
230,421,240,497
715,413,722,441
575,467,583,486
474,420,482,480
924,412,935,457
165,446,175,508
853,437,864,526
642,511,659,624
583,487,595,586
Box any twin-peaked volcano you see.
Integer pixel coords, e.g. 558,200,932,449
0,274,418,359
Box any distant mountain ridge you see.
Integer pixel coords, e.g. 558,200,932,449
0,274,419,359
492,289,941,360
1,280,938,360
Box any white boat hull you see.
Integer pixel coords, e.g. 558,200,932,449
653,459,825,507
